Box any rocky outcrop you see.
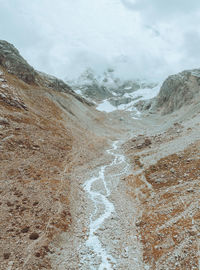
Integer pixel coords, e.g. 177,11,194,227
37,71,93,106
68,68,114,101
154,69,200,114
37,71,72,92
136,69,200,115
0,40,37,84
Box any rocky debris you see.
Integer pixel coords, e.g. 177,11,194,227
0,41,106,269
21,226,30,233
1,39,200,270
170,168,175,173
37,71,72,93
135,98,154,112
124,122,185,166
124,117,200,270
0,117,9,125
29,232,39,240
123,135,152,152
0,87,28,110
37,71,92,106
3,253,11,260
0,63,74,269
140,144,200,269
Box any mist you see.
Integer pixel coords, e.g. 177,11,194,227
1,0,200,82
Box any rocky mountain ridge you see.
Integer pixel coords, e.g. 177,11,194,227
0,40,92,106
136,69,200,115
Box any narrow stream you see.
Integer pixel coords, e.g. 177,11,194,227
83,141,130,269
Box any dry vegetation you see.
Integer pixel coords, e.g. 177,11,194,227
1,58,200,269
0,68,81,269
124,123,200,270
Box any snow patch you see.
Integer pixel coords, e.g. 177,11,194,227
96,100,116,113
133,84,161,100
96,84,161,117
1,83,8,88
75,89,82,95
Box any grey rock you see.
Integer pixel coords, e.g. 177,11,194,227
0,117,9,125
109,97,132,107
154,69,200,114
170,168,175,174
135,98,155,112
135,68,200,115
0,40,37,84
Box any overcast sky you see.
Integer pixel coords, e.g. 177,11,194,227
1,0,200,82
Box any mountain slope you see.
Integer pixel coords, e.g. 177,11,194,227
0,41,107,270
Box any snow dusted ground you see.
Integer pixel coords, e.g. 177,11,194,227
96,100,116,113
96,84,161,116
71,68,161,118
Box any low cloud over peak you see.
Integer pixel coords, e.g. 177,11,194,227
1,0,200,82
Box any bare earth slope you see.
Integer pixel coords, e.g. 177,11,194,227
122,71,200,269
0,41,108,270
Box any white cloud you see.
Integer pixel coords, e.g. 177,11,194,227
0,0,200,82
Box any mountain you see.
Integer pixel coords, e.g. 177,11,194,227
0,40,109,270
0,40,92,107
66,68,158,110
136,69,200,115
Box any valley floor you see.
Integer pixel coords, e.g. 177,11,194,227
50,105,200,270
0,66,199,269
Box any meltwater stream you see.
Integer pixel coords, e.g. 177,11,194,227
83,141,130,269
